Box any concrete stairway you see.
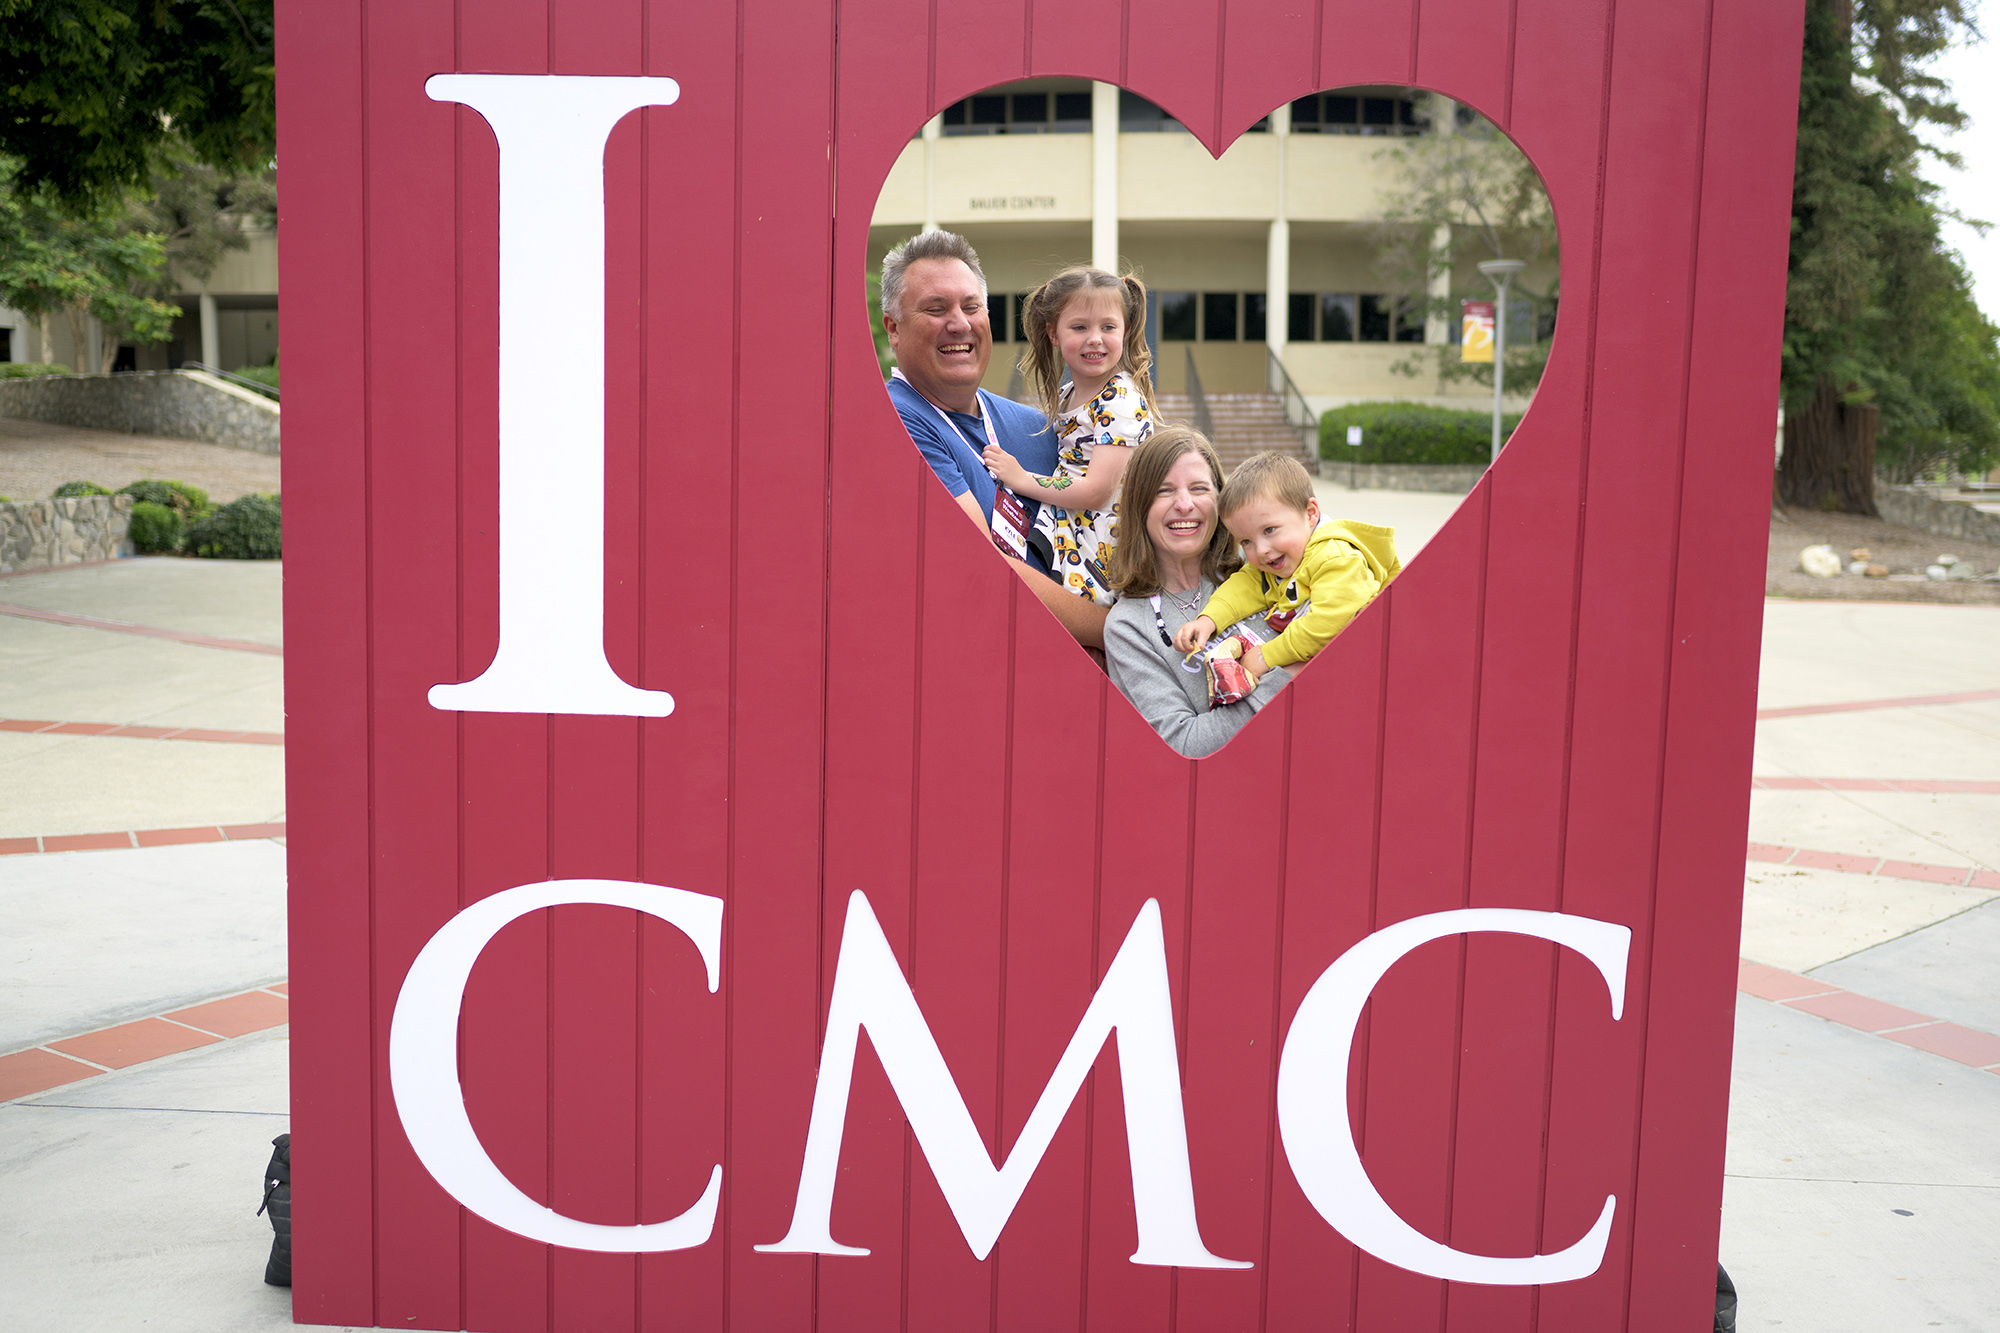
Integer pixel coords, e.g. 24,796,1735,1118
1153,391,1318,473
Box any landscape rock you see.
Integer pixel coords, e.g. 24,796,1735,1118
1799,544,1842,578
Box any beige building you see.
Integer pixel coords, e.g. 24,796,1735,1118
1,227,278,375
868,81,1550,419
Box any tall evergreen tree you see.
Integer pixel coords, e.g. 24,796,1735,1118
1782,0,2000,508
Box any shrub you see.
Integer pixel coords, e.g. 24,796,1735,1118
0,362,72,378
186,493,281,559
1319,401,1525,466
52,480,112,498
233,354,279,394
117,478,211,520
127,500,185,553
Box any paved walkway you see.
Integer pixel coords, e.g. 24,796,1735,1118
0,416,282,505
1,541,1997,1330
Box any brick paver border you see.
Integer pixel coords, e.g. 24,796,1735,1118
1737,961,2000,1073
1747,841,2000,890
0,983,290,1102
0,718,283,745
1752,775,2000,793
0,601,282,656
0,822,286,856
1757,686,2000,720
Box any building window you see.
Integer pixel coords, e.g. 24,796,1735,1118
1202,293,1238,341
1158,291,1197,341
1394,295,1426,343
0,327,10,362
1244,293,1267,342
1289,88,1426,136
1358,294,1393,342
941,86,1093,135
1319,293,1357,341
1120,90,1187,133
1288,293,1315,341
1054,91,1092,126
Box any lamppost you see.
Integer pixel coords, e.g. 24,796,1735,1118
1477,258,1526,462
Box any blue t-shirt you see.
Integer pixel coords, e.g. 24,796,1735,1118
887,375,1057,575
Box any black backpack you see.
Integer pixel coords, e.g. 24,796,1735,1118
257,1133,291,1287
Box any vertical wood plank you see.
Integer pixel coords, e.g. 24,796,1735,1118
361,0,475,1325
1542,0,1712,1327
721,2,837,1330
1351,498,1488,1333
632,1,740,1326
277,0,375,1321
1625,0,1803,1327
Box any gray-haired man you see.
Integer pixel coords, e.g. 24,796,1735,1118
881,230,1110,650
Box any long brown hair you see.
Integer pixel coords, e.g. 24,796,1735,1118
1106,425,1242,597
1017,266,1158,428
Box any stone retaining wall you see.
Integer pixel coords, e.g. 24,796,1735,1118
0,370,279,454
1322,461,1489,494
0,495,133,574
1875,485,2000,546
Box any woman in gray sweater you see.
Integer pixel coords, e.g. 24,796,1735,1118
1103,426,1292,757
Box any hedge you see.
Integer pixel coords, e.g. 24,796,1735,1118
186,493,281,559
127,501,184,554
1319,401,1524,466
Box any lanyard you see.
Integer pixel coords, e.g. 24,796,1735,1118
893,368,1000,459
893,370,1030,560
1150,594,1208,672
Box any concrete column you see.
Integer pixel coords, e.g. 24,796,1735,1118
1091,81,1119,271
199,292,220,368
1265,102,1290,361
1426,223,1453,345
921,113,942,233
1425,96,1457,345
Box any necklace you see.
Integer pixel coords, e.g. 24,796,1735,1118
1164,586,1202,612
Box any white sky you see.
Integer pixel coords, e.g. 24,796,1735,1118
1927,3,2000,321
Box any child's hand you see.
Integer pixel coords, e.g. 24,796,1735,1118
1240,642,1270,680
1172,615,1216,655
981,444,1027,491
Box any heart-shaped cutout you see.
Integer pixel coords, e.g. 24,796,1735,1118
864,79,1555,757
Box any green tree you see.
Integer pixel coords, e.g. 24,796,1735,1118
0,0,274,213
128,145,275,296
1372,101,1559,399
1781,0,2000,506
0,158,178,371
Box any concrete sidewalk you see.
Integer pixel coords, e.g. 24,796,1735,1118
2,555,1998,1330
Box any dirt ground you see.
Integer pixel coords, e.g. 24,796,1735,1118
1767,504,2000,605
0,417,280,504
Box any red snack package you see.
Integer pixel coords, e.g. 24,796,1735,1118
1203,634,1257,707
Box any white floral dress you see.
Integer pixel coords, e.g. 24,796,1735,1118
1029,371,1153,606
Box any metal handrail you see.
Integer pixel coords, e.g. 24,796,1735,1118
181,361,279,401
1184,346,1215,442
1264,347,1319,468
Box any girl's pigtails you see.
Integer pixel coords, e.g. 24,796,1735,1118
1120,273,1160,416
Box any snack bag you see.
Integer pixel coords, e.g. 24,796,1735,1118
1201,634,1258,708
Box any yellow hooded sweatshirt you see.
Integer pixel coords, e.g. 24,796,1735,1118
1199,519,1401,669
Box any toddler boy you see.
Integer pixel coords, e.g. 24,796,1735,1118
1172,453,1400,681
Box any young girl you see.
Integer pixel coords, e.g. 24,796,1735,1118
982,267,1157,607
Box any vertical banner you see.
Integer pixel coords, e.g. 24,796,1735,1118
278,0,1808,1328
1462,299,1497,362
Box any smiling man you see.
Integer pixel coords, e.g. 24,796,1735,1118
881,230,1110,650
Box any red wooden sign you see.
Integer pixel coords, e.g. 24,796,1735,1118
279,1,1803,1329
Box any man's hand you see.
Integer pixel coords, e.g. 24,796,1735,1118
1172,614,1216,656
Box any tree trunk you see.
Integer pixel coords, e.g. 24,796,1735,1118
1778,376,1878,514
